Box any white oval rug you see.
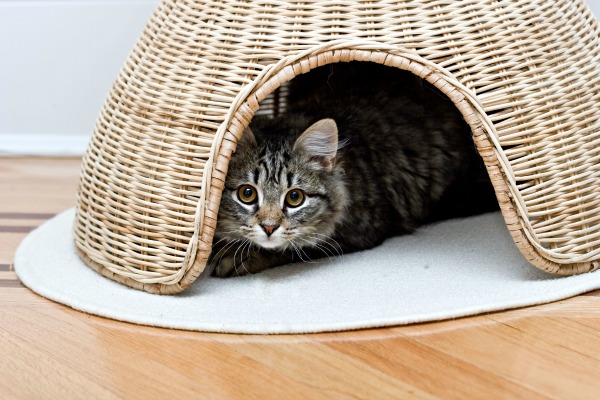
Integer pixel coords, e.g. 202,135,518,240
13,208,600,334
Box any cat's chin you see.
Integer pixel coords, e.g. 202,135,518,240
253,237,286,250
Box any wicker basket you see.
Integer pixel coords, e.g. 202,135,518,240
74,0,600,294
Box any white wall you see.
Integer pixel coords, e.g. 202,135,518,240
0,0,159,155
1,0,599,155
589,0,600,16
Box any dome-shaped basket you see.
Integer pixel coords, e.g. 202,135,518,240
74,0,600,294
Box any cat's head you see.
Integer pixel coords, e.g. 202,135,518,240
215,117,348,252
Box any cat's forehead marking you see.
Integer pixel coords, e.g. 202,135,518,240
257,147,290,186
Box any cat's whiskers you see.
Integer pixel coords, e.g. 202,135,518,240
313,233,344,256
241,239,253,275
232,238,251,277
213,239,240,262
239,225,253,233
288,240,316,264
306,233,344,259
211,239,243,276
211,233,240,249
300,237,337,261
243,240,254,273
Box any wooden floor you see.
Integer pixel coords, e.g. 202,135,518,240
2,157,600,399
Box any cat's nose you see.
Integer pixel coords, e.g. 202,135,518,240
261,224,280,237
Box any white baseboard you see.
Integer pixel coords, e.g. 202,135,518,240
0,133,90,157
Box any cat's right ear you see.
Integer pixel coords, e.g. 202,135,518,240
237,126,257,150
294,118,339,170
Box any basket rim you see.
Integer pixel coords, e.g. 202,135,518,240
190,45,599,291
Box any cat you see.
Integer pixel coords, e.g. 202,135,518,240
208,62,498,277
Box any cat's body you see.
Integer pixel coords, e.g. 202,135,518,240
209,62,498,277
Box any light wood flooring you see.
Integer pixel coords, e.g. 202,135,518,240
2,157,600,399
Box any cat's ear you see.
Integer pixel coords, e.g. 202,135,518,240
294,118,338,170
237,126,257,150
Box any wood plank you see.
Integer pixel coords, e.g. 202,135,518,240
0,327,117,399
229,338,434,399
410,315,600,399
0,235,28,265
325,328,548,399
0,213,56,219
0,158,80,214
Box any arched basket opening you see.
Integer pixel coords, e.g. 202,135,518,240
200,51,598,296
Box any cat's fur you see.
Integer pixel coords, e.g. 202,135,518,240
209,62,498,277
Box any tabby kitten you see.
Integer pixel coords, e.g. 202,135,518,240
209,62,498,277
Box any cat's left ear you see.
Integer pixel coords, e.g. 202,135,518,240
294,118,338,170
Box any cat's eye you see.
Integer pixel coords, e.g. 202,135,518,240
237,185,257,204
285,189,305,207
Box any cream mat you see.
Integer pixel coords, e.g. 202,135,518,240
14,208,600,334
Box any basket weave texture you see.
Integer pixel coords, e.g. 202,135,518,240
74,0,600,294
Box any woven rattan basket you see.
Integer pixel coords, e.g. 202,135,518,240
74,0,600,294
